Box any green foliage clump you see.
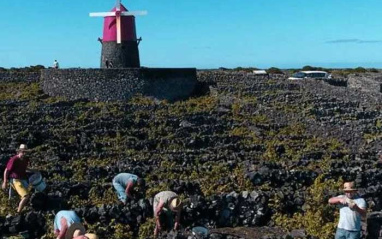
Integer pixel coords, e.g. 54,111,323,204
369,68,379,73
331,67,368,77
272,174,343,239
88,186,119,206
110,220,133,239
0,189,16,217
130,95,158,106
352,67,367,73
193,164,253,196
173,95,218,115
0,82,43,100
138,218,155,239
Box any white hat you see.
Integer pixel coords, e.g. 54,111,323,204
17,144,29,152
169,198,182,211
84,233,99,239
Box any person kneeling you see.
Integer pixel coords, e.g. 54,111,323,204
112,173,145,204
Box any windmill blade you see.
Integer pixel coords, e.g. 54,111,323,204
121,11,148,16
116,15,122,44
89,12,116,17
116,0,121,11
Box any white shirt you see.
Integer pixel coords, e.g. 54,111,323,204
337,195,366,231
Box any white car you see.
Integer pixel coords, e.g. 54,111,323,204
288,71,331,80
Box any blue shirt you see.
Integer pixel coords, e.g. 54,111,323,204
337,195,366,231
113,173,138,187
54,210,81,231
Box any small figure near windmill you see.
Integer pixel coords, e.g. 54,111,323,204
90,0,147,68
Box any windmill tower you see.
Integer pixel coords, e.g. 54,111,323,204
90,0,147,68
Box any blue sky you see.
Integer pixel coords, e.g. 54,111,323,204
1,0,382,69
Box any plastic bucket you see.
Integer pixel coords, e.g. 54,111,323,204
28,172,46,192
192,227,209,238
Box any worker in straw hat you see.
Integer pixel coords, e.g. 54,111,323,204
112,172,146,204
53,210,98,239
328,181,367,239
2,144,33,213
153,191,182,237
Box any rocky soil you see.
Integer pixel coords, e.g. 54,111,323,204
0,70,381,239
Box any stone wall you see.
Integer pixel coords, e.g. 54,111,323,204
0,71,40,83
41,68,197,101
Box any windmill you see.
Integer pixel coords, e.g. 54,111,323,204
90,0,147,68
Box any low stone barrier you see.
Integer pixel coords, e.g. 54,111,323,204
0,71,40,83
41,68,197,101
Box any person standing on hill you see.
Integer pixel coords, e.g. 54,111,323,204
329,181,367,239
153,191,182,237
112,173,145,204
2,144,32,213
53,60,60,69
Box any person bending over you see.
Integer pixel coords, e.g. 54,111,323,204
153,191,182,237
112,173,145,204
54,210,98,239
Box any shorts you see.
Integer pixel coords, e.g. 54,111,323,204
11,179,29,198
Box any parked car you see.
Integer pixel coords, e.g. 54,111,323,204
288,71,331,80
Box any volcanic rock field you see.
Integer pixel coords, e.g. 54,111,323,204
0,70,381,238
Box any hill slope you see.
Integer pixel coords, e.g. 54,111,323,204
0,71,381,238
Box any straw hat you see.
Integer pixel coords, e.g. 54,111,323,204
169,197,182,211
84,233,99,239
343,182,357,192
17,144,29,152
65,223,86,239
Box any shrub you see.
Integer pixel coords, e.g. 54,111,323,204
301,65,327,71
272,174,342,239
353,67,367,73
267,67,284,74
302,65,315,71
369,68,379,73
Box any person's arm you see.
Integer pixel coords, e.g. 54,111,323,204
349,199,367,217
57,217,68,239
328,196,346,205
155,200,165,230
125,181,134,199
2,168,9,189
2,157,14,190
174,209,181,230
349,203,367,217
